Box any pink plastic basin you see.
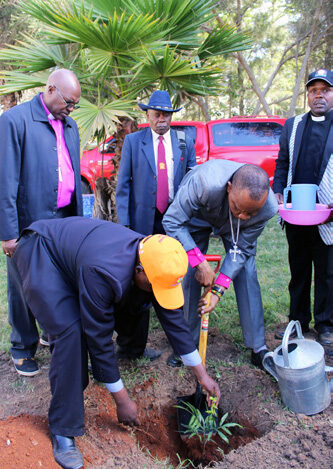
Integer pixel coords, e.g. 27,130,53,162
278,203,332,226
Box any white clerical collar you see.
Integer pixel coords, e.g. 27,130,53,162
311,114,325,122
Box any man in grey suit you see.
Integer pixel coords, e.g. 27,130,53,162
163,160,278,369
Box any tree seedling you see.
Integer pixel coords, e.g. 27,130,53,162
177,396,241,458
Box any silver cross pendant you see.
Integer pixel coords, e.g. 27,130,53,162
229,244,241,262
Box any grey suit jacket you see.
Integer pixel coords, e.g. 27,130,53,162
163,160,278,280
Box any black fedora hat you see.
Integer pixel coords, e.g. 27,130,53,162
138,90,182,112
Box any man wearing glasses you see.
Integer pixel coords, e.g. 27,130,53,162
0,68,83,377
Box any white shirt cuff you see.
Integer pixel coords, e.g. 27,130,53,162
180,350,202,366
104,379,124,393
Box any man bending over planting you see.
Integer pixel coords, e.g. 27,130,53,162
12,217,220,469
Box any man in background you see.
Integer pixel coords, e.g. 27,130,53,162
116,90,196,361
273,69,333,348
0,68,83,376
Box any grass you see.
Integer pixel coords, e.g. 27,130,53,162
0,216,291,353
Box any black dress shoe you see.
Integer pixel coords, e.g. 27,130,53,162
51,434,84,469
116,346,161,361
318,330,333,346
167,353,182,368
142,347,162,361
274,324,309,340
251,349,269,370
326,347,333,357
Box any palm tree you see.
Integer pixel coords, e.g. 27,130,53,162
0,0,252,217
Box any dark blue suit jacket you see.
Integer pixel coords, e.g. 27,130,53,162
14,218,196,383
116,127,196,235
0,93,83,241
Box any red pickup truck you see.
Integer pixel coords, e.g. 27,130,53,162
80,115,286,193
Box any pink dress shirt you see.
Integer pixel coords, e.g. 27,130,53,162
40,95,75,208
187,247,231,289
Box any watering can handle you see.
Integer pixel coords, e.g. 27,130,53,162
281,320,304,368
326,367,333,393
262,352,278,380
283,187,291,208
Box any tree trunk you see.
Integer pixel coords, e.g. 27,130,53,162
235,52,272,114
214,8,271,115
92,117,139,221
0,80,18,111
195,96,211,121
287,0,323,118
253,35,309,114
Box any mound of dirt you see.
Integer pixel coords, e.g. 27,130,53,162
0,328,332,468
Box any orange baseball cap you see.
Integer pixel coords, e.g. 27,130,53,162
138,234,188,309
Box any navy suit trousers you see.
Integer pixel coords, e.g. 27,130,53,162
8,204,75,358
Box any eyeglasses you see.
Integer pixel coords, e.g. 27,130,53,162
53,85,80,110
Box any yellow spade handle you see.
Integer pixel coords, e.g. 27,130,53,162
198,291,211,367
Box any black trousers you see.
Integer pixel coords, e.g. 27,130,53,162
8,204,75,359
115,286,152,356
285,223,333,332
116,209,166,354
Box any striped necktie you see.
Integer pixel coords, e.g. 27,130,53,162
318,155,332,245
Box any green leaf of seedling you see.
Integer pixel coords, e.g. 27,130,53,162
217,431,230,444
219,412,228,425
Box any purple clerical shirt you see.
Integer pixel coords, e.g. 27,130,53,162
40,94,75,208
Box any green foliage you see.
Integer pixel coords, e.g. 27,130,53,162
0,0,251,143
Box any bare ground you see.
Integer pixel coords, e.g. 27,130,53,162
0,326,332,469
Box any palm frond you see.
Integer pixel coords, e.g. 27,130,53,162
20,0,168,53
197,25,252,60
0,37,77,72
133,46,222,98
0,70,50,93
72,97,137,148
127,0,218,48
